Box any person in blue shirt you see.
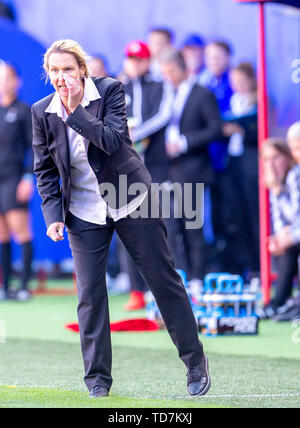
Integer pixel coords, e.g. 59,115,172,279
199,41,238,273
223,62,259,278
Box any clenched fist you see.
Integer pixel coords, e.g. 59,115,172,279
47,222,65,242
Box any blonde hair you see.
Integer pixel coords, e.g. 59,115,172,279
43,39,91,80
287,121,300,142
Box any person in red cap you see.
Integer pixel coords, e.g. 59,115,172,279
118,41,151,84
119,41,175,311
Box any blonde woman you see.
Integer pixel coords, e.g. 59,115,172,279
32,40,210,398
261,138,300,320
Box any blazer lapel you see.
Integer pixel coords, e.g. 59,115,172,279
47,113,70,175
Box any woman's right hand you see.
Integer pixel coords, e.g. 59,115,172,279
47,222,65,242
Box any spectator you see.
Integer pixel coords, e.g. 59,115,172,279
0,62,34,302
181,33,206,78
0,1,16,22
223,62,260,277
159,49,222,284
121,40,174,310
88,55,110,77
260,137,300,320
200,41,240,273
147,27,174,81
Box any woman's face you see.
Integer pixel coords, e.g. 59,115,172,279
262,145,291,182
48,52,84,101
205,45,230,77
0,65,19,98
230,70,255,94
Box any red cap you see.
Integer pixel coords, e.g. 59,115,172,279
125,41,151,59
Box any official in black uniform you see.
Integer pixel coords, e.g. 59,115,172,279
0,63,34,302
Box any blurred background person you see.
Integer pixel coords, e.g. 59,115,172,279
121,40,174,310
88,54,110,78
181,33,206,79
199,40,241,274
159,49,222,286
147,27,174,81
223,62,260,279
0,62,34,302
261,137,300,320
0,0,16,22
88,53,121,287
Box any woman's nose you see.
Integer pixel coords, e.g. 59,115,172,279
58,70,64,80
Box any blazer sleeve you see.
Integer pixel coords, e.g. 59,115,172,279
65,80,127,155
32,104,63,229
183,90,223,150
132,82,174,142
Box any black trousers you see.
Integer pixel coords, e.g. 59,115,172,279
272,244,300,308
65,191,204,391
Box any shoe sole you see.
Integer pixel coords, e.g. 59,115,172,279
89,394,109,399
188,354,211,397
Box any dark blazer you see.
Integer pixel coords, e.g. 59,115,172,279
146,83,222,185
124,73,165,127
32,77,152,229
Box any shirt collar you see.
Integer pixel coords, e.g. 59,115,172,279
45,77,101,117
176,75,197,95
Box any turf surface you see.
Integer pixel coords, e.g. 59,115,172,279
0,280,299,408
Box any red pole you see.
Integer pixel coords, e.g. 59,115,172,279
257,2,271,304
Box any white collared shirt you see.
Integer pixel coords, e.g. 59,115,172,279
45,77,147,225
165,76,197,158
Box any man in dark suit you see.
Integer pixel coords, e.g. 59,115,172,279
119,40,175,311
158,49,222,283
32,39,210,398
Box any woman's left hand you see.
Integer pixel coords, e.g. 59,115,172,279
16,179,34,203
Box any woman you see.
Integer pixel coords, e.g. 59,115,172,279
32,39,210,398
223,62,260,277
260,138,300,319
0,62,34,302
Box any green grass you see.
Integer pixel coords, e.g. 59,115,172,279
0,281,300,408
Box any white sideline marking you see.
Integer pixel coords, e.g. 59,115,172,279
197,393,300,399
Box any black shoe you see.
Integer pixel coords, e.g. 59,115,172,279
0,289,8,301
291,310,300,322
272,305,300,322
187,354,211,397
89,386,109,398
257,304,277,320
0,289,16,301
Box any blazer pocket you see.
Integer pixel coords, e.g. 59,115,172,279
115,157,141,175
